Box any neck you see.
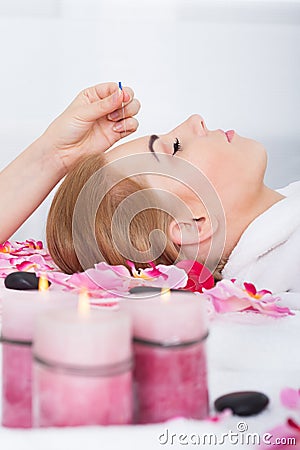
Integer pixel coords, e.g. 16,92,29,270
223,185,285,261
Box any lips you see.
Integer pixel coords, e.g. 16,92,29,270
225,130,235,143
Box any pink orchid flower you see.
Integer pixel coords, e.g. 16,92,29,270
126,262,188,292
0,241,56,278
202,279,293,317
126,261,187,289
44,263,133,298
0,241,11,253
5,239,48,257
44,261,188,298
126,260,168,280
176,260,214,292
23,239,43,250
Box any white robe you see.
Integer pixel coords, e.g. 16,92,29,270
222,181,300,309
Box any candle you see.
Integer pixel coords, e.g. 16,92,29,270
33,305,133,427
120,290,209,424
1,283,77,428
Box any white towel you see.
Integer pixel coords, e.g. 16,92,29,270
222,181,300,307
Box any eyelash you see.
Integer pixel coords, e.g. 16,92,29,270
172,137,181,155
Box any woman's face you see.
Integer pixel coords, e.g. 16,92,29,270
106,114,267,217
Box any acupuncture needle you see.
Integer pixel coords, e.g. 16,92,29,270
118,81,127,137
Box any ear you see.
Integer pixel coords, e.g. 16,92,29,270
169,215,218,246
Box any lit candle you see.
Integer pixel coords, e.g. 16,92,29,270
33,293,133,427
120,290,209,424
1,276,77,428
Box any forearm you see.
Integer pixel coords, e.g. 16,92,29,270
0,135,66,243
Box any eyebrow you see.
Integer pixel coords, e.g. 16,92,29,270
148,134,160,161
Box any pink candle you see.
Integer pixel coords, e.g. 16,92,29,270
33,307,133,427
1,289,76,428
120,291,209,424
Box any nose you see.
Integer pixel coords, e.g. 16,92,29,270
185,114,207,136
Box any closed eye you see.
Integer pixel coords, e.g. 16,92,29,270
172,137,181,155
148,134,159,161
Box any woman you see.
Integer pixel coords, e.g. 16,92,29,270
47,114,300,306
0,82,140,243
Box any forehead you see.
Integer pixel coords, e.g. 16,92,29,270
106,135,150,162
104,134,201,206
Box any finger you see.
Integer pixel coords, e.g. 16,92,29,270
122,86,134,104
86,82,119,101
84,83,133,103
112,117,139,136
107,98,141,121
80,88,124,121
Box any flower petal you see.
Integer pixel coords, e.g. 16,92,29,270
257,289,272,296
95,262,131,278
259,423,300,449
144,261,168,280
126,261,169,281
203,279,293,317
176,260,214,292
287,417,300,431
206,408,232,422
43,271,70,287
280,388,300,410
15,261,37,272
60,265,132,295
0,242,11,253
243,282,257,296
151,264,187,287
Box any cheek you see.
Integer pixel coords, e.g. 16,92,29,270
147,174,191,197
146,174,200,215
185,149,227,189
233,139,267,178
213,143,267,200
191,143,264,194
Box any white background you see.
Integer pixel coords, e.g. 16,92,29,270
0,0,299,241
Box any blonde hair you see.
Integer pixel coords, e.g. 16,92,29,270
46,154,180,274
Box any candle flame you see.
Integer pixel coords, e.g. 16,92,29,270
161,288,171,302
78,288,90,318
38,273,49,292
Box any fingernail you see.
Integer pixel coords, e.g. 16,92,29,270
113,122,123,132
108,111,119,120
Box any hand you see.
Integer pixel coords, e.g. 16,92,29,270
42,82,140,172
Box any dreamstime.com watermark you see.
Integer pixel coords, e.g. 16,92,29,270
158,422,297,446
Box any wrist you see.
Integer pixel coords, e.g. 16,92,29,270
36,132,68,180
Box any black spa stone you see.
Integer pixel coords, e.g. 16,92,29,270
4,271,44,290
214,391,269,416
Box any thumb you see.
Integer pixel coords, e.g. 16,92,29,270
81,88,123,121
